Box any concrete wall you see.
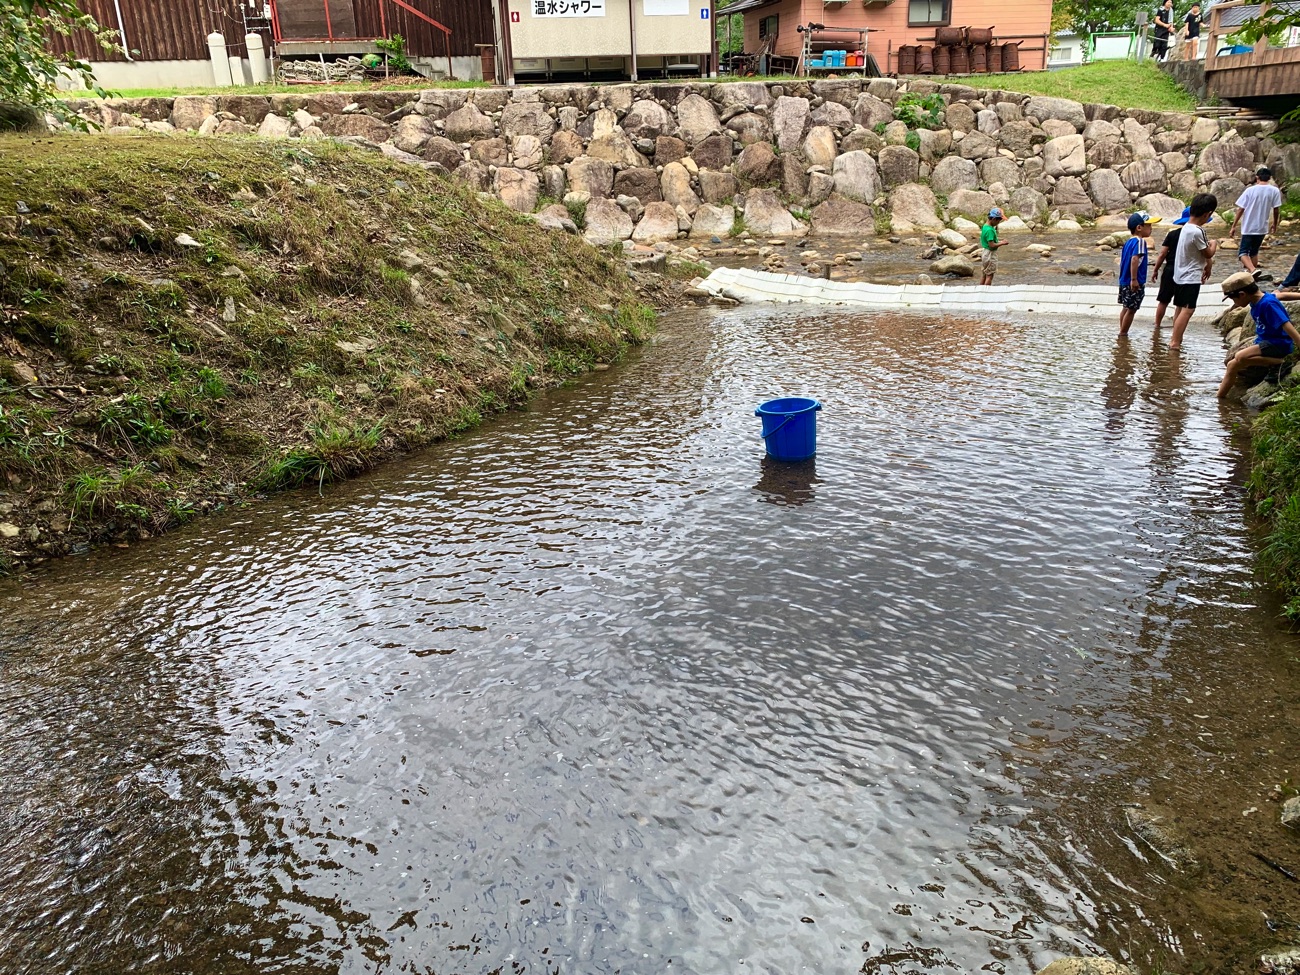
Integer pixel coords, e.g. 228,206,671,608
60,59,223,91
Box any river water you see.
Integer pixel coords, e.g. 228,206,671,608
2,307,1299,975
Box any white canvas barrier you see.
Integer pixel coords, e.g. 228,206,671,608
701,267,1120,318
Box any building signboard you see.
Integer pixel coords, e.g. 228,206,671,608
531,0,606,15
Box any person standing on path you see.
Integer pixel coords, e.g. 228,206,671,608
1230,168,1283,275
1150,207,1191,330
1169,192,1219,351
1152,0,1175,60
1281,251,1300,290
1182,4,1203,59
979,208,1007,287
1217,270,1300,398
1118,211,1160,337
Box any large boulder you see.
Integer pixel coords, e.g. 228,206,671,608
998,120,1039,154
946,188,997,220
802,125,839,169
781,154,808,202
1189,116,1221,144
1198,140,1254,178
1087,168,1131,210
699,170,738,203
1009,185,1049,220
582,198,634,245
810,199,876,235
691,133,733,170
930,155,979,195
831,150,879,203
501,101,555,142
915,127,953,163
945,102,976,134
494,168,539,212
452,160,491,192
930,254,976,277
725,112,772,146
443,104,496,143
690,204,735,237
391,114,436,153
878,145,920,188
735,142,781,184
257,113,293,139
568,155,615,198
661,161,700,213
623,99,675,140
170,95,217,130
631,201,680,242
533,204,578,234
547,129,584,165
810,100,854,135
423,136,463,171
978,156,1021,189
512,134,544,169
1043,134,1087,177
1088,140,1134,171
715,82,772,111
321,113,390,141
613,166,662,204
470,137,508,167
1052,175,1094,217
957,131,998,161
1024,95,1086,130
1134,192,1188,222
1082,118,1121,142
1152,129,1190,154
772,95,811,153
676,93,722,145
654,135,688,165
852,93,894,130
1209,176,1248,209
887,183,944,231
587,129,647,168
1120,158,1167,194
743,189,807,236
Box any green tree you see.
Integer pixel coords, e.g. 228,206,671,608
715,0,744,60
1056,0,1147,39
0,0,117,127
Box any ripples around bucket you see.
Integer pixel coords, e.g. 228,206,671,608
0,307,1284,974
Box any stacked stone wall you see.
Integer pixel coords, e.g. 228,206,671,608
63,79,1300,245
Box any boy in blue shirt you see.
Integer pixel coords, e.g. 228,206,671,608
1118,210,1160,336
1217,270,1300,398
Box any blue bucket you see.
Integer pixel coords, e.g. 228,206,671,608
755,397,822,462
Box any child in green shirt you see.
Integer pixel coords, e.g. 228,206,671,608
980,208,1007,286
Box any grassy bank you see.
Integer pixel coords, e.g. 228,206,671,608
57,78,485,99
1247,388,1300,619
946,61,1199,113
0,135,653,572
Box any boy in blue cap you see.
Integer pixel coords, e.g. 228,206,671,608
1150,206,1190,330
1217,269,1300,398
980,208,1006,286
1118,210,1160,336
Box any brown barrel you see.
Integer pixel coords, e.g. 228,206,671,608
1001,41,1020,71
898,44,917,74
967,26,994,45
987,42,1003,73
916,45,934,73
933,44,951,74
935,26,965,46
949,44,969,74
969,43,987,72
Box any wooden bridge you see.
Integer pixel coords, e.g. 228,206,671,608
1204,0,1300,115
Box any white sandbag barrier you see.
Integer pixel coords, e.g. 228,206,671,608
700,267,1119,318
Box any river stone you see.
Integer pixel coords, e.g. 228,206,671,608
654,135,688,166
534,203,578,234
676,93,721,145
1210,176,1248,209
1009,185,1049,220
1136,193,1190,222
568,155,614,198
170,95,217,130
1160,151,1189,174
1043,135,1086,177
494,168,539,212
699,170,738,203
1190,116,1221,144
781,154,808,202
802,126,839,169
388,114,433,152
931,155,979,195
1283,796,1300,830
423,134,466,169
810,199,876,236
726,112,772,146
257,113,293,139
976,109,1001,136
957,131,998,161
1089,140,1134,171
631,202,680,242
714,81,772,110
661,161,700,214
772,96,810,153
691,134,733,170
807,171,834,205
470,137,508,168
583,198,633,245
831,150,879,204
690,203,735,237
852,93,893,130
735,142,781,184
1121,158,1167,194
511,134,543,169
945,102,976,134
1083,118,1121,142
878,145,920,188
946,188,996,220
1035,960,1136,975
623,99,675,141
1199,140,1257,181
743,188,807,236
501,102,555,142
1052,176,1095,217
979,156,1021,189
319,114,387,141
443,104,496,143
547,129,584,165
1169,170,1198,198
1024,95,1086,130
1152,129,1190,154
930,254,976,277
842,128,884,155
810,100,854,135
452,160,490,192
888,183,944,231
1040,119,1078,140
1087,168,1131,210
613,166,662,204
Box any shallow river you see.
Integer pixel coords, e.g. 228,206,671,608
3,307,1299,975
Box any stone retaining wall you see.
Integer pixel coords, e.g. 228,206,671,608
62,80,1300,246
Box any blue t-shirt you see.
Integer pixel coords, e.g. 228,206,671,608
1253,293,1294,352
1119,236,1148,288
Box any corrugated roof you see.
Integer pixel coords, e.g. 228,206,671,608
718,0,781,14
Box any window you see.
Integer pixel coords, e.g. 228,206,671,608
759,14,777,38
908,0,949,26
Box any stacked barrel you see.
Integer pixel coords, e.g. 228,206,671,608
899,28,1021,75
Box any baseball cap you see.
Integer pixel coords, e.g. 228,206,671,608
1172,206,1191,225
1127,210,1161,232
1220,270,1257,299
988,207,1004,220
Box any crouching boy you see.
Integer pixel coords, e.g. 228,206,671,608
1217,270,1300,399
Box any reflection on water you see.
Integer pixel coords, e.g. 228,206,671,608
0,307,1296,975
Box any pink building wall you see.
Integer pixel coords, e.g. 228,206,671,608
742,0,1052,71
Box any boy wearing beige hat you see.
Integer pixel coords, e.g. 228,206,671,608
1217,270,1300,399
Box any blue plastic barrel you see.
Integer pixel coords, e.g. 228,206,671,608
755,397,822,462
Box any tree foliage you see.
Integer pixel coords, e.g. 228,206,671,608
0,0,117,125
1053,0,1147,40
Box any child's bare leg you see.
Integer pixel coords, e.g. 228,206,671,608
1169,306,1193,350
1118,307,1136,335
1219,345,1278,398
1153,301,1169,328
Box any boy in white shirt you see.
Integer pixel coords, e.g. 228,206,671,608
1169,192,1219,351
1230,168,1282,275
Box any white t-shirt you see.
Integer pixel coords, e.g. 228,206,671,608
1173,223,1210,285
1236,182,1282,236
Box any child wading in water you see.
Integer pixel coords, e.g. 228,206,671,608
1118,210,1160,336
1218,270,1300,398
980,208,1007,286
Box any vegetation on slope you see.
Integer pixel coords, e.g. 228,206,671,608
947,61,1199,113
1248,389,1300,620
0,135,654,572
